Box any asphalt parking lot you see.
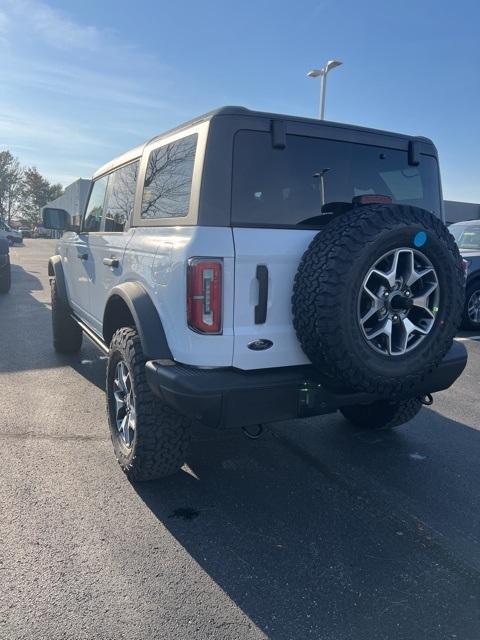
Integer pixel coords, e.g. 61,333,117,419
1,239,480,640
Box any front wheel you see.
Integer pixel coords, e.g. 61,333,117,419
0,260,11,293
51,279,82,353
106,327,191,481
340,398,422,430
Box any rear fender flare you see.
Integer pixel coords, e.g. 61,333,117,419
104,283,173,360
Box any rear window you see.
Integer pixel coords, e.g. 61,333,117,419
232,131,441,226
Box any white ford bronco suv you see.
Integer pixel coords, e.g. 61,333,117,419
43,107,467,481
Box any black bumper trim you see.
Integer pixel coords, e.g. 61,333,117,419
145,342,467,429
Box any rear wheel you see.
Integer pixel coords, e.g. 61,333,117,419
340,398,422,430
50,279,82,353
462,281,480,330
106,327,191,481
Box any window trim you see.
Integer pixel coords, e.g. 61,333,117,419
132,121,209,228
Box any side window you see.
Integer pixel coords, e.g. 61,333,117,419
141,133,197,219
104,161,139,232
83,177,108,232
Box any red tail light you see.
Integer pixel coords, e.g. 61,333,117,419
187,258,223,334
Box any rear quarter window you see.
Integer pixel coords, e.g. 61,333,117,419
141,134,197,219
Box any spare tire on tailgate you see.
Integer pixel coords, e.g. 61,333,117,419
292,204,464,397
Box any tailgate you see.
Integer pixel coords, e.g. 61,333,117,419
232,228,317,369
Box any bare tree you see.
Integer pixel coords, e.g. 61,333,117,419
0,151,23,224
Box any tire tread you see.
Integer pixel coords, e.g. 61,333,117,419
107,328,191,481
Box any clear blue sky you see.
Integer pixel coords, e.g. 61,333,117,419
1,0,479,201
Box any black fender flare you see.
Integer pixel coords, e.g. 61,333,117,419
104,283,173,360
48,255,68,302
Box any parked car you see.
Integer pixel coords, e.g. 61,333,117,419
0,238,11,293
33,225,51,239
19,226,32,238
43,106,467,481
449,220,480,329
0,220,22,245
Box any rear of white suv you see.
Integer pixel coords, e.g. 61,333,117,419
43,107,467,482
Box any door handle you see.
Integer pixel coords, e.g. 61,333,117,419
255,265,269,324
78,252,88,260
103,257,119,268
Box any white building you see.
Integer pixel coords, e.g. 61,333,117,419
46,178,91,228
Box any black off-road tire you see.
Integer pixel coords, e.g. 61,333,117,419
106,327,191,481
462,280,480,330
340,398,422,430
0,260,11,293
293,205,464,397
50,279,82,353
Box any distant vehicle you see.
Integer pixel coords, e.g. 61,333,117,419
0,220,22,245
0,238,11,293
19,226,32,238
449,220,480,329
32,225,51,239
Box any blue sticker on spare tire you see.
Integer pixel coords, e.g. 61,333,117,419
414,231,427,247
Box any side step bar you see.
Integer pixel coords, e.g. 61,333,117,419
73,315,109,354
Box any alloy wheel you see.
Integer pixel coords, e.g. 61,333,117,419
467,289,480,325
113,360,136,448
358,247,440,356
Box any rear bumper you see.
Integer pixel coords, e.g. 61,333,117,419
145,342,467,429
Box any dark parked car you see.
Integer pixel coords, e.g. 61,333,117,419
0,238,11,293
450,220,480,329
19,226,32,238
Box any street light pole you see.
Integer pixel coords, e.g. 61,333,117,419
307,59,343,120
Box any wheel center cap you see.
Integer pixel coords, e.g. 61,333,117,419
388,290,413,313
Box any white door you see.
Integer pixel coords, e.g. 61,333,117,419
67,176,108,325
87,161,139,335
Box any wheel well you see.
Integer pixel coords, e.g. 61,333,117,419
103,295,136,346
467,275,480,291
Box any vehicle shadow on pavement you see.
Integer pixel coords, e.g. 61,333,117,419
0,264,54,373
133,408,480,640
0,263,103,376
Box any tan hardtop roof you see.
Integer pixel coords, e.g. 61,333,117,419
92,107,228,179
92,105,435,180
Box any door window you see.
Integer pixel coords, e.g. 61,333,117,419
103,161,139,232
141,134,197,219
83,177,108,232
